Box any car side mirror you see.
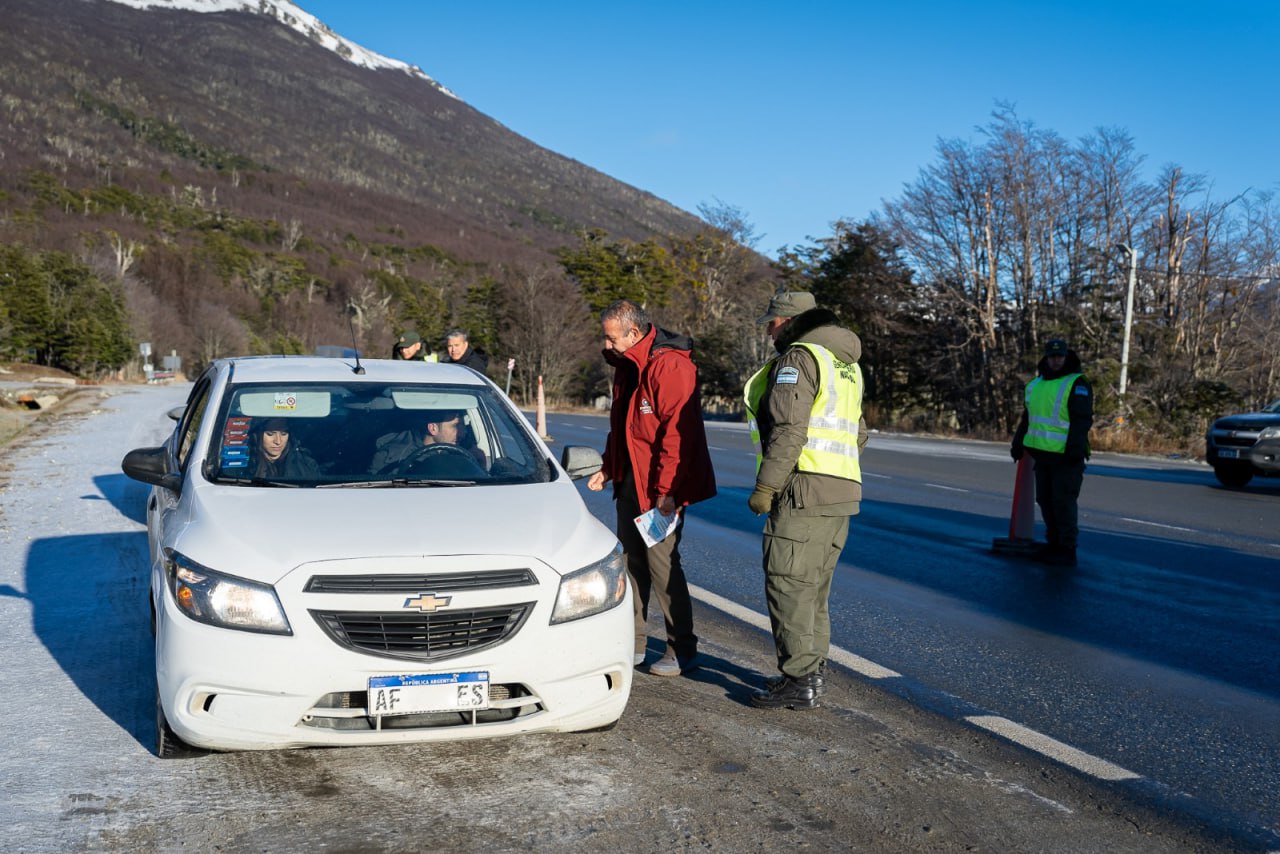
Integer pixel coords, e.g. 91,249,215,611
166,406,185,422
122,446,182,493
560,445,603,481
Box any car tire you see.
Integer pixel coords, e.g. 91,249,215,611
1213,463,1254,488
155,689,201,759
576,718,620,734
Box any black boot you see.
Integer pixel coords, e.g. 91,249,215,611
766,660,827,697
751,672,821,710
1034,544,1077,567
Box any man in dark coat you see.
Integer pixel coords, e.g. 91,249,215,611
443,329,489,374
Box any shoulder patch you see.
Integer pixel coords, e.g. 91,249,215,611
775,366,800,385
1074,386,1090,396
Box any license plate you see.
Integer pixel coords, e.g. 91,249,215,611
1218,448,1240,459
368,671,490,716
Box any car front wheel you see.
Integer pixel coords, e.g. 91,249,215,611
156,687,202,759
1213,462,1254,488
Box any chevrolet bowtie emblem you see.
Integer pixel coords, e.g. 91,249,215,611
404,593,452,612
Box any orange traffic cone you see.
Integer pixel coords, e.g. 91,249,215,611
992,454,1039,554
536,375,551,441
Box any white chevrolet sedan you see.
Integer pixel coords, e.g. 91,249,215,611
122,356,631,755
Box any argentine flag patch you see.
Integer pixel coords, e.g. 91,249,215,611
776,366,800,385
1074,386,1090,396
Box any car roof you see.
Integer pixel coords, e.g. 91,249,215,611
216,356,489,386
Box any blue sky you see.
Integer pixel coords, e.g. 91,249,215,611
299,1,1279,255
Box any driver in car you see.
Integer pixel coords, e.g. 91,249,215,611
369,409,462,474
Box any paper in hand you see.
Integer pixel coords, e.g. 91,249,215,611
634,506,681,549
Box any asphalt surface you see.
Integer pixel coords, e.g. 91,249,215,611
0,384,1270,852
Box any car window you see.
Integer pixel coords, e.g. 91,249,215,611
175,378,212,471
205,381,551,487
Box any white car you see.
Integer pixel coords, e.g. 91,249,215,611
122,356,631,755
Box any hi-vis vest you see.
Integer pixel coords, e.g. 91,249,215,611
744,341,862,482
1022,373,1082,453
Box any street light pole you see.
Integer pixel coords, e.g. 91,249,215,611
1115,243,1139,398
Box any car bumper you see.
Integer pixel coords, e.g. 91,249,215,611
156,581,633,751
1208,440,1280,474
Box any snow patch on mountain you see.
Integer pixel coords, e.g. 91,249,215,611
101,0,457,98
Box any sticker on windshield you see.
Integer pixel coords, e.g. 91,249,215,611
274,392,298,410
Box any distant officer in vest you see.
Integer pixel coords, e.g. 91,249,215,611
1011,338,1093,567
392,330,437,362
744,290,868,710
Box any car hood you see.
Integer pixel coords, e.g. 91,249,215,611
1212,412,1280,430
172,480,615,583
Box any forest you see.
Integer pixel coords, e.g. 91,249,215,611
1,5,1276,458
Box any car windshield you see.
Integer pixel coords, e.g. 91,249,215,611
1264,400,1280,414
203,381,552,487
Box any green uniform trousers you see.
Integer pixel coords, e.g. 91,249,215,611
761,512,850,678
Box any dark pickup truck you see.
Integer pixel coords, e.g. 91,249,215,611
1205,399,1280,487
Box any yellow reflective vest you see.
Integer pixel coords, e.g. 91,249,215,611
744,341,863,482
1022,373,1082,453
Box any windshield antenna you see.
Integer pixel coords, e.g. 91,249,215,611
346,305,365,375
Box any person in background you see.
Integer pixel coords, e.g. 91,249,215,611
1010,338,1093,567
251,418,320,481
745,290,867,710
587,299,716,677
392,331,437,362
442,328,489,374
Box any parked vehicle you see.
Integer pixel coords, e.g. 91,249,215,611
1204,399,1280,487
122,356,631,755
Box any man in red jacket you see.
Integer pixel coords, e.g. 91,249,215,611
587,299,717,677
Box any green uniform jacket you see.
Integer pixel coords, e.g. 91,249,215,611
755,308,869,516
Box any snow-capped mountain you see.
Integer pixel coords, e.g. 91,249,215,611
102,0,456,97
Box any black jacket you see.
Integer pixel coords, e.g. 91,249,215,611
445,345,489,374
1012,348,1093,462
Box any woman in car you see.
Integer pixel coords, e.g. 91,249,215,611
251,418,320,481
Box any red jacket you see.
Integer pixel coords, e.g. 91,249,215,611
601,325,717,513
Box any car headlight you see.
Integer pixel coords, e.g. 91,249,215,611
1259,426,1280,440
550,543,627,625
164,550,292,635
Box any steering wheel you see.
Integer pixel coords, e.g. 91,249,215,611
392,443,485,478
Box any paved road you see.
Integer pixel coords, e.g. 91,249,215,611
0,385,1271,851
546,411,1280,846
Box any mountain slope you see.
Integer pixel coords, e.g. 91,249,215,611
0,0,703,251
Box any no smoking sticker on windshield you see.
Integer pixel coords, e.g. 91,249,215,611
274,392,298,410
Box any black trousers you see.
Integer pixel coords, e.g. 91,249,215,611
1032,454,1085,548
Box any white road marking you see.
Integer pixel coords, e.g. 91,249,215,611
966,716,1142,781
863,472,890,479
689,583,1146,784
925,483,969,493
690,584,900,679
1121,517,1194,533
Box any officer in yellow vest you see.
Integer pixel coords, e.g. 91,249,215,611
745,290,868,710
1011,339,1093,567
392,331,438,362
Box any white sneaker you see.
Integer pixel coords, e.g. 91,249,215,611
649,651,697,677
633,652,645,667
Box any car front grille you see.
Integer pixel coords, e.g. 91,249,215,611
1210,430,1259,449
310,603,535,662
305,569,537,594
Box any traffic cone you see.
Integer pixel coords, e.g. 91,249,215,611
536,375,551,441
992,454,1039,554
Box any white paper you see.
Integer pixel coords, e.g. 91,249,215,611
634,507,681,548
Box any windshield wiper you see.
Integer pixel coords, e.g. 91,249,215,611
214,477,302,488
316,479,477,488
